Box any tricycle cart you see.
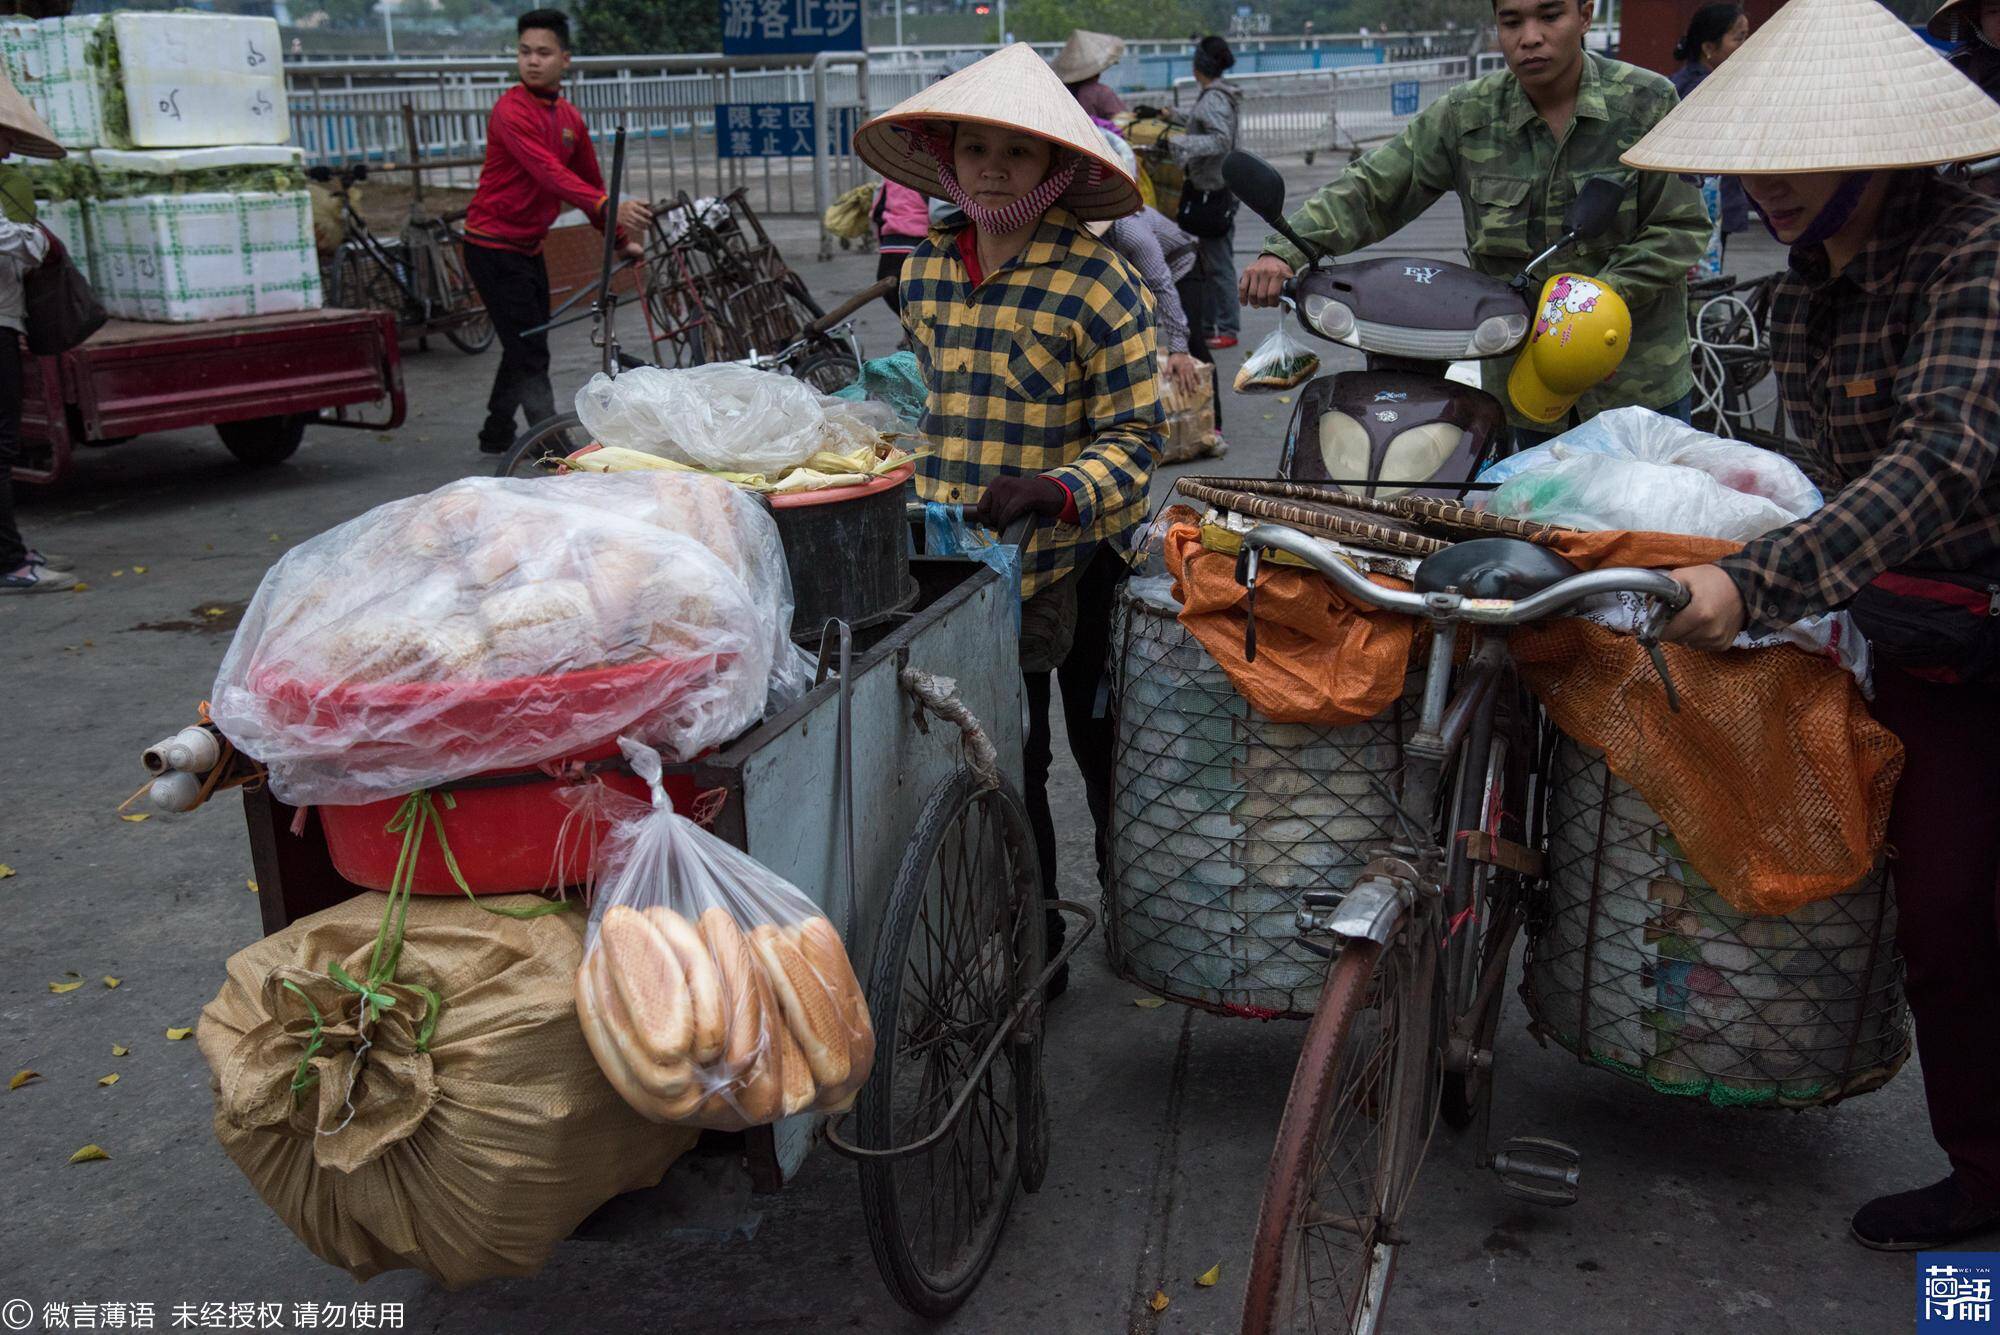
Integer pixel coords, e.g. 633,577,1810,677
12,306,406,484
235,549,1091,1318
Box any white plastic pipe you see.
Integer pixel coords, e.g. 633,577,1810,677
162,726,222,775
149,770,205,813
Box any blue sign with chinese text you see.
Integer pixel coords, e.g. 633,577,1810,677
716,102,818,158
720,0,863,56
1391,81,1420,116
1920,1253,1999,1331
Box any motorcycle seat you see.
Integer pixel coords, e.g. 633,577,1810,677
1414,538,1581,600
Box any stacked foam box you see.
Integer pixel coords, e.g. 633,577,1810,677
86,148,319,323
0,13,310,323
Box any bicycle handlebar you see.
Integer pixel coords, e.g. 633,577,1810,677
804,276,895,338
1238,522,1692,625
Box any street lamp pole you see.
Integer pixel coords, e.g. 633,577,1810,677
380,0,395,55
997,0,1006,42
895,0,902,50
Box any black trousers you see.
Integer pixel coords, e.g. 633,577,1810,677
463,243,556,448
1175,269,1221,429
1022,544,1126,946
0,336,25,571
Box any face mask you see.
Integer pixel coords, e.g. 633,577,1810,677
1748,171,1874,248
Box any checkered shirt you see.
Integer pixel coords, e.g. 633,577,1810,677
1719,176,2000,633
900,208,1161,597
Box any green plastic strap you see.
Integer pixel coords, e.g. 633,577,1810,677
281,979,327,1095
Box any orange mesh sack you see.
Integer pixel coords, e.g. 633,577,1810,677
1165,523,1417,727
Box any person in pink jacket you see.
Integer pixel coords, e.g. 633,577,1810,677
872,179,931,315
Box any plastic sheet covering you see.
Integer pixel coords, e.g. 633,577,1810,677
830,349,927,427
1478,406,1823,542
574,739,875,1129
210,473,810,807
575,364,895,476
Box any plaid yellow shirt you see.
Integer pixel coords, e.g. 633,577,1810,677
900,208,1161,597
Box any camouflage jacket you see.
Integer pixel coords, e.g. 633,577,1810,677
1262,53,1709,429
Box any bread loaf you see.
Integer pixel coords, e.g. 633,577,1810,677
699,908,781,1127
752,922,852,1090
649,906,725,1066
792,916,875,1109
598,905,692,1067
587,948,697,1099
574,949,669,1122
771,973,819,1118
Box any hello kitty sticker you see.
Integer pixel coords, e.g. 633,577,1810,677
1534,275,1605,348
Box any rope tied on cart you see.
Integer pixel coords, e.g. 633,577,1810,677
899,667,1000,792
283,788,566,1126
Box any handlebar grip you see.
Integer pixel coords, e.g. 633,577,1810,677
306,165,333,183
352,164,370,181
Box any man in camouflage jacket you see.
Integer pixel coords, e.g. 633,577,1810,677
1241,0,1710,440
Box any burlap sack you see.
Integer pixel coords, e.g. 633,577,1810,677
197,894,696,1289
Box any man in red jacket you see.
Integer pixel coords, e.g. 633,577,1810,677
466,9,651,453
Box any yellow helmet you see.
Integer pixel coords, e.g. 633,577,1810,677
1507,273,1631,424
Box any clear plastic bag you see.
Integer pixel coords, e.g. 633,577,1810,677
1233,313,1320,392
574,365,894,476
210,473,810,806
1478,407,1822,542
575,739,875,1130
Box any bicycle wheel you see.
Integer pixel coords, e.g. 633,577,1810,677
436,236,495,354
857,769,1046,1318
1242,927,1437,1335
1439,726,1522,1131
789,344,860,395
494,411,587,479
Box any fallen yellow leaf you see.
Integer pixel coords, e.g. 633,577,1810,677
203,606,226,617
131,565,146,574
103,976,121,989
1150,1291,1170,1313
111,1045,129,1057
111,568,124,577
120,813,149,823
49,980,84,994
68,1144,110,1164
1133,996,1167,1009
70,581,90,592
10,1070,39,1090
165,1027,192,1041
268,533,280,542
246,878,259,894
0,863,13,878
97,1073,119,1087
1196,1263,1221,1288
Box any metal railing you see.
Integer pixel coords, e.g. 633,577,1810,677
1172,53,1509,162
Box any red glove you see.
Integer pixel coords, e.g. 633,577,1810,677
974,475,1068,530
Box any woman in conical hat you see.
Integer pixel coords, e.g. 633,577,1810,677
855,44,1156,988
1050,29,1129,121
0,69,72,595
1626,0,2000,1254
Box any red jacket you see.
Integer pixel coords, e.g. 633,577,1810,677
464,83,612,256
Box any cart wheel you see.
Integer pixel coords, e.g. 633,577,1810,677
857,768,1047,1319
1241,930,1436,1335
217,414,309,467
495,411,586,479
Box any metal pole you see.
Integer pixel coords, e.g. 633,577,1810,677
381,0,394,56
895,0,903,51
998,0,1006,43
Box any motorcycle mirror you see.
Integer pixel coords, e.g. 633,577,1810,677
1564,177,1623,240
1223,151,1288,227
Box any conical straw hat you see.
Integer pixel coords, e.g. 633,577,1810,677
1622,0,2000,173
1051,29,1124,84
0,67,63,161
854,43,1141,221
1928,0,1980,43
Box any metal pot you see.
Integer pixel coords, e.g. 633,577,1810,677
763,467,917,642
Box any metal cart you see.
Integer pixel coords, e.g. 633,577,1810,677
236,551,1090,1318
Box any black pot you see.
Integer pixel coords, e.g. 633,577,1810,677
762,475,917,642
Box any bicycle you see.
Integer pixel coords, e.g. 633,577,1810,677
1216,510,1688,1335
310,163,494,355
1686,271,1787,447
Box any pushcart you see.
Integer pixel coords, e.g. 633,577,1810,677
235,549,1092,1318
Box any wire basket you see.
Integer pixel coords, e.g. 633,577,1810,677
1523,737,1910,1109
1105,586,1412,1019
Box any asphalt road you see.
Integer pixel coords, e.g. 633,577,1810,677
0,183,1940,1335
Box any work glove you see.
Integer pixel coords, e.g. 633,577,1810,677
974,475,1068,531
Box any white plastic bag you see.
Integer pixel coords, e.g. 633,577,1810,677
1233,314,1320,392
574,365,895,476
1478,407,1822,542
575,739,875,1130
210,473,810,806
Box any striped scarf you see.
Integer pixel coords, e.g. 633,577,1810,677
897,124,1099,233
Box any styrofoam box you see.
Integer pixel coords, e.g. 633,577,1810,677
0,16,108,149
86,191,321,323
88,145,305,188
111,13,289,148
40,196,87,282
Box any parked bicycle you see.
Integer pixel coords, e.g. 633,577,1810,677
311,164,494,355
1209,503,1688,1334
1686,271,1788,447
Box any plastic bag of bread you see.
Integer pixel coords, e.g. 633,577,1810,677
1233,313,1320,392
576,738,875,1130
209,472,812,806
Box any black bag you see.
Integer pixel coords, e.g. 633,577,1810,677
1848,566,2000,685
24,229,107,357
1177,185,1238,239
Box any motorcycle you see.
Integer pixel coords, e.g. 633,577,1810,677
1223,150,1625,497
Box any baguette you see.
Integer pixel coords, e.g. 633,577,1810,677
598,905,692,1067
791,916,876,1109
648,906,726,1065
771,976,818,1118
574,951,668,1122
751,922,852,1091
698,907,782,1128
588,948,697,1098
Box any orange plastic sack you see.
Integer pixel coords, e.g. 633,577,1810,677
1166,523,1417,727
